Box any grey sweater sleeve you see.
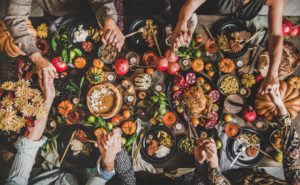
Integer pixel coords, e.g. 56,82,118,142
5,0,39,56
88,0,118,26
115,148,136,185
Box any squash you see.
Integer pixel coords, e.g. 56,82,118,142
121,120,137,135
287,76,300,89
57,100,73,116
134,73,152,90
86,67,104,84
0,19,36,57
191,58,204,73
92,58,104,69
255,81,300,120
74,57,87,69
219,58,235,73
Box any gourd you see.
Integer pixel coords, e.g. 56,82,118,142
73,57,87,69
57,100,73,116
219,58,235,73
0,19,36,57
121,120,137,135
134,73,152,90
191,58,204,72
287,76,300,89
255,81,300,121
86,67,104,84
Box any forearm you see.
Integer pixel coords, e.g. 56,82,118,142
4,0,39,56
208,166,231,185
177,0,206,23
88,0,118,26
267,34,283,77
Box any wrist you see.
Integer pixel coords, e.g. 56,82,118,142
30,52,42,64
208,156,218,168
101,160,114,172
104,17,116,28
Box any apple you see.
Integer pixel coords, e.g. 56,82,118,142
243,106,257,122
165,49,179,63
156,56,169,71
167,62,180,75
51,56,68,72
114,58,129,76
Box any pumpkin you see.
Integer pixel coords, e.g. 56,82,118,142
134,73,152,90
121,120,137,135
255,81,300,121
287,76,300,89
163,112,177,127
219,58,235,73
86,67,104,84
57,100,73,116
0,19,36,57
94,127,107,137
74,57,87,69
92,58,104,69
191,58,204,73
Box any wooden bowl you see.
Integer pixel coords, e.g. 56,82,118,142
87,83,122,119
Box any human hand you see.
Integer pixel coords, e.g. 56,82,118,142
194,138,207,164
171,20,192,50
42,69,55,104
194,139,218,168
258,73,279,95
30,52,57,93
100,18,124,52
98,128,122,171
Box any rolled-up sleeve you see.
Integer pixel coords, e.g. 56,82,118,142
88,0,118,26
4,0,39,56
5,136,47,185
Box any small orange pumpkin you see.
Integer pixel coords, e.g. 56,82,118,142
219,58,235,73
94,127,107,137
163,112,177,127
191,58,204,73
57,100,73,116
74,57,87,69
121,120,137,135
92,58,104,69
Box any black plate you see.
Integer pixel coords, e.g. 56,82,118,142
211,18,251,59
57,124,99,164
141,126,176,164
226,127,266,167
127,18,164,54
167,71,224,129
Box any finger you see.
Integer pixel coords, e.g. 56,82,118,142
178,34,185,47
175,38,181,48
182,32,188,44
99,30,104,36
104,30,113,41
38,78,45,96
108,31,117,44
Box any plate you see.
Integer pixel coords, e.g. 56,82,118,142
141,126,176,164
126,18,164,54
226,127,266,167
167,71,224,129
87,83,122,119
57,124,99,165
211,18,251,59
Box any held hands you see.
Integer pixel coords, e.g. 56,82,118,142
194,138,219,168
258,74,280,95
97,128,122,171
100,18,124,52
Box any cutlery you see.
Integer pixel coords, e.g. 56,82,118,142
229,144,247,169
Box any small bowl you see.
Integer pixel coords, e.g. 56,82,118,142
217,74,240,96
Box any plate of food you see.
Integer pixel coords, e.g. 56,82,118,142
87,83,123,119
211,18,252,59
217,74,240,96
141,126,176,164
270,129,282,152
226,128,266,167
167,71,223,129
57,124,99,165
127,18,164,54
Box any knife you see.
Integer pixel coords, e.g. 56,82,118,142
248,29,268,74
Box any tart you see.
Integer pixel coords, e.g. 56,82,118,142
87,83,122,119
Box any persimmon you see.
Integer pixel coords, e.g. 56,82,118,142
163,112,177,127
224,123,239,137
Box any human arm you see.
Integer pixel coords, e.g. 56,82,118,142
258,0,285,95
88,0,124,51
5,70,55,185
171,0,205,49
194,138,231,185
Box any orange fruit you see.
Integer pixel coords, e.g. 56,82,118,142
123,109,131,120
146,68,154,75
207,70,214,77
191,118,200,127
163,112,177,127
223,114,232,122
225,123,239,137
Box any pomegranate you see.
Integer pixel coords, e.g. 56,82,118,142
114,58,129,76
156,56,169,71
51,56,68,72
290,25,300,37
282,19,293,36
165,49,179,63
167,62,180,75
242,106,257,122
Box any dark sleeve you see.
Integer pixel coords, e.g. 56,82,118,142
207,166,231,185
115,148,136,185
88,0,118,26
4,0,39,56
281,125,300,184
